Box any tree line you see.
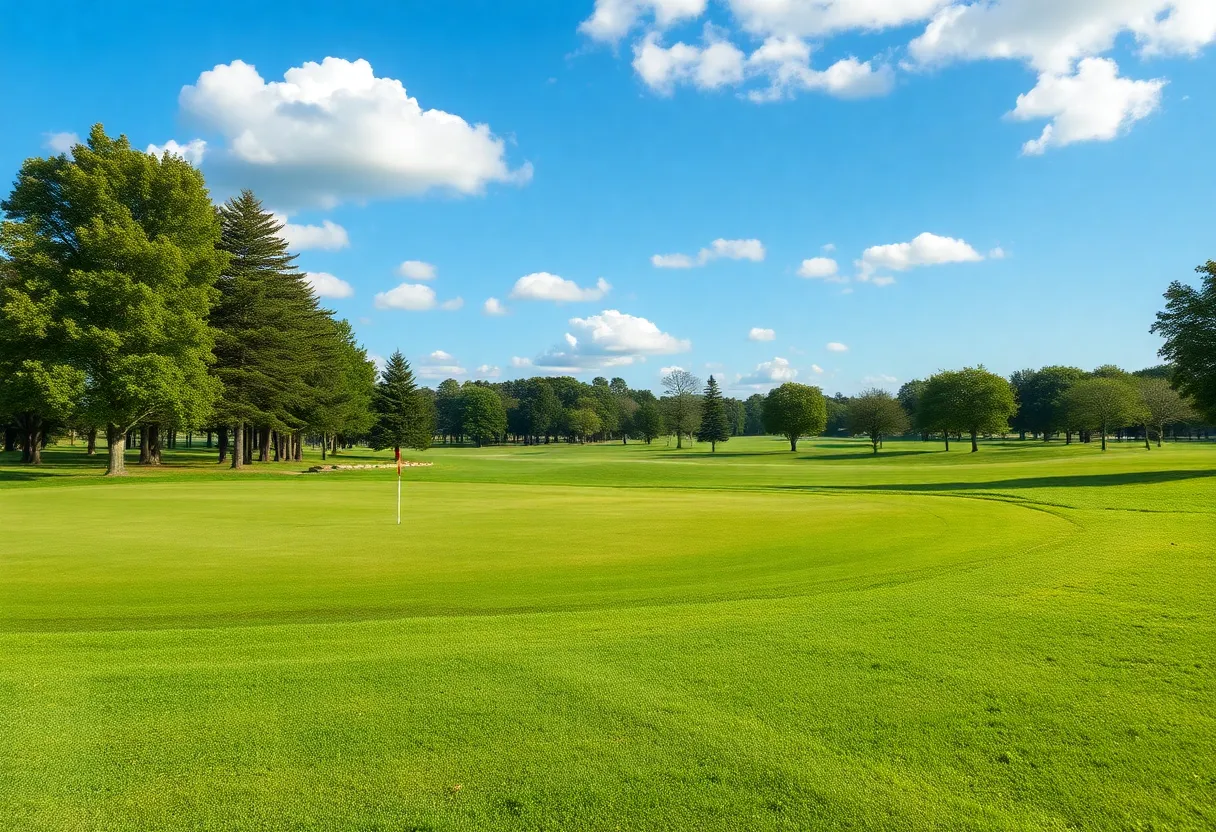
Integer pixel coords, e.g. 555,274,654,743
3,127,1215,468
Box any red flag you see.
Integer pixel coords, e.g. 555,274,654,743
395,447,401,476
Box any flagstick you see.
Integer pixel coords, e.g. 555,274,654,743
395,447,402,526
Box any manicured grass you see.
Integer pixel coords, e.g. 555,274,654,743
1,437,1213,830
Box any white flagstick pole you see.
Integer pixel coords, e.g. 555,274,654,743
395,447,402,526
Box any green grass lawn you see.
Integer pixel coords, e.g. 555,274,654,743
1,436,1213,830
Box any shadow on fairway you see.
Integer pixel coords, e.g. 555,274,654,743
779,468,1216,493
803,450,937,461
0,469,60,482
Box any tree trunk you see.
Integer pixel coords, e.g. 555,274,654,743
139,426,150,464
943,432,950,451
3,427,16,453
272,431,280,462
1100,421,1108,451
711,441,716,453
321,433,328,460
259,426,271,462
23,421,42,465
1157,424,1164,448
1143,423,1151,450
231,422,244,469
676,433,683,449
206,430,213,448
294,431,302,461
789,436,797,452
105,424,127,476
217,426,228,464
86,428,97,456
970,430,979,453
148,423,162,464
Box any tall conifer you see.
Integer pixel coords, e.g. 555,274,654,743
696,375,731,452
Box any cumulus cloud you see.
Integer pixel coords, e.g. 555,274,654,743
303,271,354,299
44,132,80,154
483,297,508,316
821,242,836,252
811,364,825,374
858,232,983,280
988,246,1007,259
146,138,207,165
509,273,611,302
398,260,437,280
153,57,531,209
826,342,849,352
511,356,533,368
430,350,454,362
633,28,890,99
798,257,841,280
581,0,710,42
373,283,461,311
863,373,899,386
749,327,776,341
531,310,691,372
653,237,765,268
736,356,798,388
439,297,464,311
1009,58,1165,155
476,364,502,378
273,215,349,251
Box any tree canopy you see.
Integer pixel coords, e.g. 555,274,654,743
848,388,909,454
762,382,827,452
695,375,731,452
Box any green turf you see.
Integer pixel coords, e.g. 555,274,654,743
1,437,1213,830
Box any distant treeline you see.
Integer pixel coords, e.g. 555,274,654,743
3,127,1215,471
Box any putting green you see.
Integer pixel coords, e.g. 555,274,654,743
1,438,1213,831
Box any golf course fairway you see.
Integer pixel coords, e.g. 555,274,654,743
1,437,1213,830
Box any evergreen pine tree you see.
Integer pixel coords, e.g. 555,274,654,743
212,190,334,467
369,352,435,454
696,375,731,452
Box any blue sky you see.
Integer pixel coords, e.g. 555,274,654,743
2,1,1214,394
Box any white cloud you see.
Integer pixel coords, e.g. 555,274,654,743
303,271,354,299
909,0,1216,75
749,327,776,341
146,138,207,165
369,353,388,374
863,373,899,385
155,57,530,209
581,0,710,42
418,363,467,379
651,253,698,269
430,350,454,362
1010,58,1165,155
483,297,508,316
373,283,458,311
821,242,836,252
511,356,534,368
871,275,897,287
798,257,841,279
654,237,765,268
398,260,437,280
736,356,798,388
476,364,502,378
509,273,611,302
988,246,1007,259
633,29,890,99
532,309,691,372
859,232,983,279
660,365,686,376
44,132,79,154
273,215,349,251
731,0,950,39
826,342,849,352
811,364,825,374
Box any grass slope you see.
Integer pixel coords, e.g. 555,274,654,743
1,437,1213,831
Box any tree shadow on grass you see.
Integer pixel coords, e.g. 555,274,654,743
778,469,1216,493
0,469,61,482
803,450,937,461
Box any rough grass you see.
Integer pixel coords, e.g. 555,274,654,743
1,436,1213,831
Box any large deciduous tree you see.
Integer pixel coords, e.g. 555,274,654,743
1152,261,1216,422
922,367,1017,452
632,399,664,444
661,369,701,449
1063,378,1143,451
1,125,225,475
695,375,731,453
369,352,435,456
848,388,909,454
461,383,507,447
762,382,827,452
1135,377,1195,449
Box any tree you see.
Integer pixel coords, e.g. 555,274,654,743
1,125,226,475
461,383,506,447
1136,377,1195,449
661,369,701,449
1063,377,1143,451
897,379,928,440
921,367,1017,452
1152,261,1216,423
695,376,731,452
743,393,766,435
305,319,376,460
762,382,827,452
632,399,664,444
435,378,464,442
848,388,909,454
1014,366,1086,440
722,397,745,436
368,352,434,456
567,405,602,443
